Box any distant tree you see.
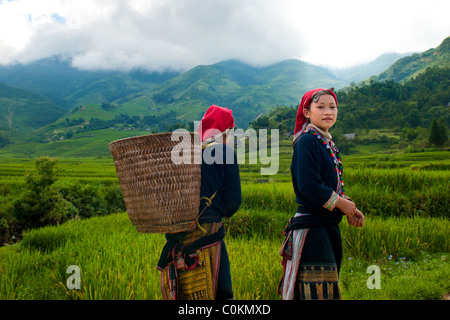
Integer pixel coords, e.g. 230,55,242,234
428,118,443,147
0,135,10,148
406,109,422,127
13,157,77,229
101,102,115,111
438,118,448,146
401,123,420,142
428,119,439,146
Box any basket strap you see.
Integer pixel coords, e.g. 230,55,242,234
196,191,218,233
202,141,221,149
200,191,217,207
161,191,217,236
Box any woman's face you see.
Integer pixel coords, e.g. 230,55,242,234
303,94,337,132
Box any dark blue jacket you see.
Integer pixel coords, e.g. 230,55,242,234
291,132,343,221
198,143,242,223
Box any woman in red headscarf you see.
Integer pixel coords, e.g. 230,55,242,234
158,105,241,300
278,88,364,300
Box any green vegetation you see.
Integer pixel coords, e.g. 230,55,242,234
372,36,450,83
428,118,449,147
0,82,66,144
337,66,450,132
252,66,449,155
0,213,448,300
13,157,76,229
0,157,124,244
0,148,448,300
0,36,449,301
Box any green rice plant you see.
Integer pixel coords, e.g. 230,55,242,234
1,153,448,221
21,213,166,300
1,151,449,300
224,209,289,239
1,213,284,300
340,216,450,261
343,167,449,193
1,212,449,300
0,243,65,299
227,209,450,262
227,235,282,300
240,165,449,218
343,151,450,170
340,252,450,300
20,227,76,253
241,182,296,213
345,182,449,218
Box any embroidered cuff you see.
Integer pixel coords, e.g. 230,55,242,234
343,195,353,202
323,191,338,211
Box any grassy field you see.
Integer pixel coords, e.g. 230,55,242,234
0,213,448,300
0,149,449,300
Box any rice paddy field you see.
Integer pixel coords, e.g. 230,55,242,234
0,148,449,300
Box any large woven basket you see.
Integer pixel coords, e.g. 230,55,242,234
109,132,201,234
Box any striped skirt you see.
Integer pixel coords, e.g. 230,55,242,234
279,218,342,300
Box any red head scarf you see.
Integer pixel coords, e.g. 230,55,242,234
294,88,338,136
197,105,235,142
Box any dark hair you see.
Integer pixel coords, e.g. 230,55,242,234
310,88,335,105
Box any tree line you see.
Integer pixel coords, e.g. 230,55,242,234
336,66,449,131
251,66,449,152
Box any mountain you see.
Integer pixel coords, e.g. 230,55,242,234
125,59,348,128
0,54,403,137
0,58,351,157
0,57,180,108
370,36,450,83
0,82,66,134
0,35,449,158
330,52,414,83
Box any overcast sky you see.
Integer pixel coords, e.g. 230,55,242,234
0,0,449,71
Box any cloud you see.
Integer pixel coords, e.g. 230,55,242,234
0,0,306,71
0,0,449,71
291,0,450,68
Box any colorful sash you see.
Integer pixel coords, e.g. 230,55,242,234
158,222,223,300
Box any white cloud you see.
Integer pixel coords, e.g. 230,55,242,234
0,0,449,70
292,0,450,67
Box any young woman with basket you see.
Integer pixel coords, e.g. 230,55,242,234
278,88,365,300
157,105,241,300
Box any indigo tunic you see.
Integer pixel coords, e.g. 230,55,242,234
291,131,343,222
199,143,241,299
198,143,242,223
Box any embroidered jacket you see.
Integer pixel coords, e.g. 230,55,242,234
291,131,343,220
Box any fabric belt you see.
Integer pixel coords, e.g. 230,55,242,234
283,213,342,236
157,225,225,270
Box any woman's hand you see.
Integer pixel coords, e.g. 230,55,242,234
347,209,365,228
336,197,365,228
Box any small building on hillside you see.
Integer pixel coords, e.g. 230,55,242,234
343,133,357,140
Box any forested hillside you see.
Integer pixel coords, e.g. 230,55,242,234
0,83,67,148
251,66,449,153
371,36,450,82
0,58,179,107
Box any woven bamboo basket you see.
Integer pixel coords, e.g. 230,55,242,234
109,132,201,233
